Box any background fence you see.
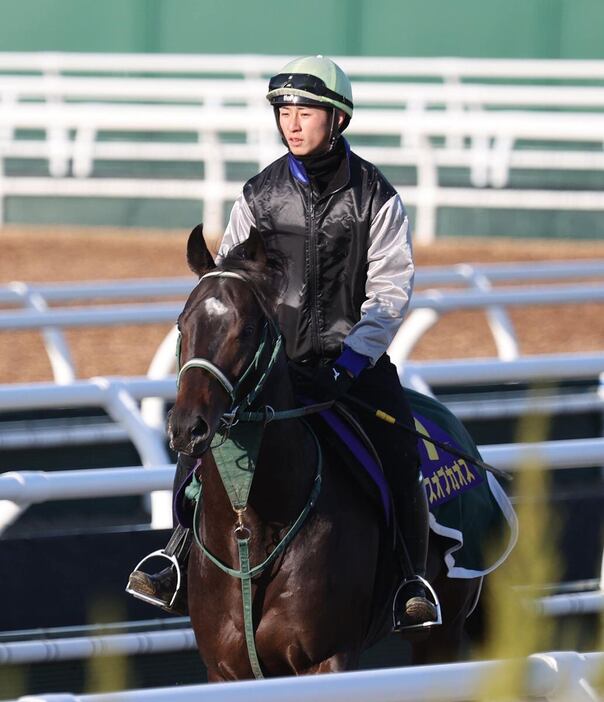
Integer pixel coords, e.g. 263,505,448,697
2,53,604,238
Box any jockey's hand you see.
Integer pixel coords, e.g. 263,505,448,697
310,363,355,402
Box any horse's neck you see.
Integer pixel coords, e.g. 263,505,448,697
256,352,308,460
200,354,316,553
248,353,317,521
254,350,297,413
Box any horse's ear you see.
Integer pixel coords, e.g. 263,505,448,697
239,226,267,266
186,224,216,276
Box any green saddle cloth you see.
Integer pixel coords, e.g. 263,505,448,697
407,388,518,579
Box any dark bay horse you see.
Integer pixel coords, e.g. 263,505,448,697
168,224,481,680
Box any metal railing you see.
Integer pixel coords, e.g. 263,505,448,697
2,53,604,241
2,52,604,78
5,651,603,702
1,588,602,664
2,261,603,385
0,370,602,531
2,104,604,240
0,377,174,528
1,435,602,504
0,263,601,574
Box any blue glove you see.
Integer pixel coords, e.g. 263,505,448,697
310,362,355,402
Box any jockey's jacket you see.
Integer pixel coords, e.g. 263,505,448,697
217,140,415,369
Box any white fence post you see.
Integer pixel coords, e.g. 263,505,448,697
10,282,76,384
91,378,173,528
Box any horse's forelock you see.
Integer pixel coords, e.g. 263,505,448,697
219,247,287,313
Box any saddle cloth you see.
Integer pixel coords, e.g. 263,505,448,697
310,391,485,524
311,389,517,579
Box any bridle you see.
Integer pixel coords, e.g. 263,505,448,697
175,270,283,418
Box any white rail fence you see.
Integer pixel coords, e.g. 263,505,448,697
2,54,604,240
0,279,601,700
4,51,604,78
1,256,603,525
1,575,603,667
1,434,602,603
5,651,604,702
0,627,197,666
2,259,603,385
1,280,602,374
1,435,602,504
2,256,603,526
0,356,602,530
1,438,602,690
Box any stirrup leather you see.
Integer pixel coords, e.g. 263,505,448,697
392,575,442,631
125,550,182,610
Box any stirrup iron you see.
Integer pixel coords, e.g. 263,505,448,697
125,525,191,610
125,550,183,610
392,574,442,632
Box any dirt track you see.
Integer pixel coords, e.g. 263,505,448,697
1,225,603,384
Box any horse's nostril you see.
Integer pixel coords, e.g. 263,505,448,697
191,416,209,440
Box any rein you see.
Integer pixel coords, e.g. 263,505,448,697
178,269,324,679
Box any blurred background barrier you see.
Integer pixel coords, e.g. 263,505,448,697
2,53,604,240
2,261,603,383
3,651,604,701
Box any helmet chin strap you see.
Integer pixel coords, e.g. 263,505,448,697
327,108,339,150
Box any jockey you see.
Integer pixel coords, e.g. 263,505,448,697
128,55,437,631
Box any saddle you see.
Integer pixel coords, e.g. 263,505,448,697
305,401,394,525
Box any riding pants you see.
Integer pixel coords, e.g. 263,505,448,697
345,354,430,577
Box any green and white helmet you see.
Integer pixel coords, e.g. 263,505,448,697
266,55,353,130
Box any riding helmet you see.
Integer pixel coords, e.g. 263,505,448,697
266,55,353,131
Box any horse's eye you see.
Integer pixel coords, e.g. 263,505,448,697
242,324,255,338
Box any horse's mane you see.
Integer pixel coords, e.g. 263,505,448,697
218,241,288,313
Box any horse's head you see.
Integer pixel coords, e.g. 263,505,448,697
168,224,285,456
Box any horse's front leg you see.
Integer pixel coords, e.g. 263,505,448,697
206,651,356,680
205,662,244,683
301,651,357,674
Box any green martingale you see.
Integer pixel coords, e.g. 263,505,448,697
211,422,264,511
186,422,323,581
186,421,322,679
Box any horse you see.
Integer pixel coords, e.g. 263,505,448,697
168,224,482,680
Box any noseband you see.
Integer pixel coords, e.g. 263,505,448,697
176,270,282,414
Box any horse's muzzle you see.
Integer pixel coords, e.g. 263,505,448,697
168,410,213,456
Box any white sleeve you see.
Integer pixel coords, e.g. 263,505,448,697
215,193,257,263
343,193,415,365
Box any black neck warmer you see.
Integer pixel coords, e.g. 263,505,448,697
296,136,347,196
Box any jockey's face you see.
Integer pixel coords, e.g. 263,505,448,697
278,105,336,157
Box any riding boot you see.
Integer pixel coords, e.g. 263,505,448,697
392,473,439,631
125,454,196,615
